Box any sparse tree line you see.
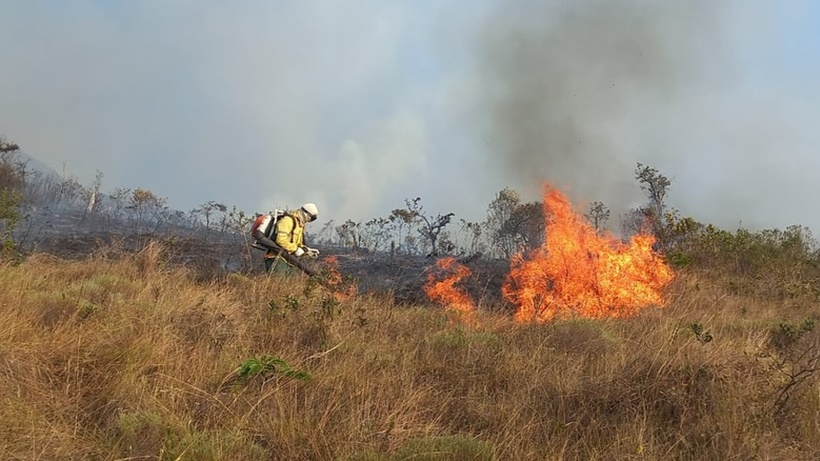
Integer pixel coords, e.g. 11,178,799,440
0,137,249,246
3,134,820,298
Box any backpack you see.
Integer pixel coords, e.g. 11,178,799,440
250,209,288,251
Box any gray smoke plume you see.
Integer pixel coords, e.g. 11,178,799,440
2,1,817,232
473,0,729,216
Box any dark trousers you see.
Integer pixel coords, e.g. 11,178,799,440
264,257,296,275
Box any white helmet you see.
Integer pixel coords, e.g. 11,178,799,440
301,202,319,222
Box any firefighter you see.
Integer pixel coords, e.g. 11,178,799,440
264,202,320,274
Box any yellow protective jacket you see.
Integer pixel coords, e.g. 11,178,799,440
264,212,305,259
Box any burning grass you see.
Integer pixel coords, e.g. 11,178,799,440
0,245,818,460
424,257,476,323
427,186,675,323
504,186,674,321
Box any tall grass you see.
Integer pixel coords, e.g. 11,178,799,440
0,243,818,460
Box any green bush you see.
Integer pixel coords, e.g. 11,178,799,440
666,214,820,299
237,355,312,382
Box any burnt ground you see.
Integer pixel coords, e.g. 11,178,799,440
11,205,513,311
322,250,511,309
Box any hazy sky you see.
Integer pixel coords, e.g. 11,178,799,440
1,1,819,233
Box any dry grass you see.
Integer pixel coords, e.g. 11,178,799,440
0,243,818,460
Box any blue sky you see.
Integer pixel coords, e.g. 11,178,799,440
1,0,819,234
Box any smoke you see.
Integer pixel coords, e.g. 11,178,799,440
0,1,432,223
267,111,429,220
472,0,730,216
2,1,819,232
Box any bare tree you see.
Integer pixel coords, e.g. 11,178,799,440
104,187,132,226
457,219,486,257
361,217,394,252
484,188,545,258
335,219,362,249
314,219,336,245
632,163,673,248
635,163,671,218
190,200,229,241
584,201,611,233
82,170,104,221
485,187,522,258
49,162,88,210
404,197,454,257
128,188,167,233
389,208,417,255
500,201,544,255
195,201,228,230
222,205,256,272
226,206,253,240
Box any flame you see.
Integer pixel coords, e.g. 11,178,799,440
424,257,476,322
321,256,357,300
503,186,674,322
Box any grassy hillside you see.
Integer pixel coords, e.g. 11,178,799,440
1,242,818,460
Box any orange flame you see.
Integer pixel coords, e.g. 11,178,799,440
425,257,476,322
503,186,674,322
321,256,357,300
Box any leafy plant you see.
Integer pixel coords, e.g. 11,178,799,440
765,318,819,417
0,188,23,255
284,294,301,310
320,295,341,321
667,251,692,268
771,318,815,350
237,355,311,382
0,139,24,257
690,323,713,344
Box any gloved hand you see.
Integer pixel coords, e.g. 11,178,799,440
294,247,305,257
305,247,320,258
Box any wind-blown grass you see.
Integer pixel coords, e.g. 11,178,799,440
0,242,818,460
